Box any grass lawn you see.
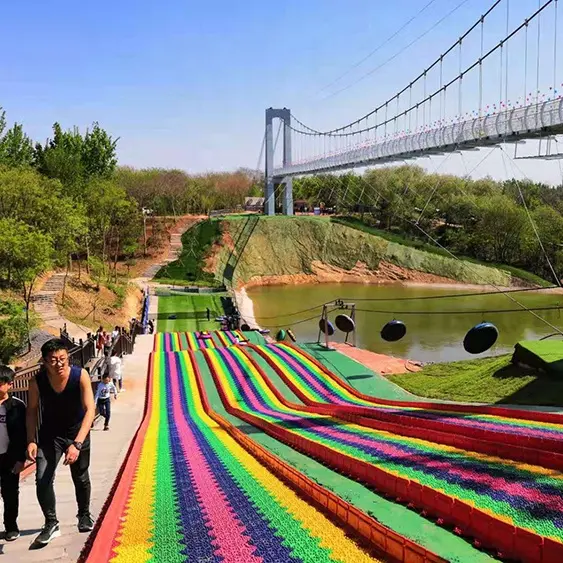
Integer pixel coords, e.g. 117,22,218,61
157,294,227,332
387,354,563,407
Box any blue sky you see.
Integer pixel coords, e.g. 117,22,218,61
2,0,562,184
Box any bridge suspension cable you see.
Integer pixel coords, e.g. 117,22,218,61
289,0,555,140
321,0,473,101
318,0,441,95
291,0,506,135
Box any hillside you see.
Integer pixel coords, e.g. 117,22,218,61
212,216,513,288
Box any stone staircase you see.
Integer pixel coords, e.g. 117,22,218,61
143,216,202,278
32,273,90,340
32,273,66,324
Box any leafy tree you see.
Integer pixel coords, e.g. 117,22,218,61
0,218,52,348
0,298,29,363
0,168,87,265
0,123,34,167
35,122,117,193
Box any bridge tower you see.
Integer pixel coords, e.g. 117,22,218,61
265,108,293,216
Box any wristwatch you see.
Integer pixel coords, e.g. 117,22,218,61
72,441,83,451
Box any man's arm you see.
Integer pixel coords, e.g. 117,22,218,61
26,379,39,461
75,369,95,444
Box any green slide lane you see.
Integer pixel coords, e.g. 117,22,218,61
300,343,414,401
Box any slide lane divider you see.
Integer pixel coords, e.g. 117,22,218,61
201,346,563,563
247,344,563,471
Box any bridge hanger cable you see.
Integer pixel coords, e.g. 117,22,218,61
317,0,442,96
290,0,554,137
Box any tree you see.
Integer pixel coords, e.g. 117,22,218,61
523,206,563,282
35,122,118,193
0,168,87,266
0,298,29,363
0,218,52,349
0,123,34,167
468,195,527,264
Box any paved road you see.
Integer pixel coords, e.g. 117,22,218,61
1,335,153,562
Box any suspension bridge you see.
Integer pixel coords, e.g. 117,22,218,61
265,0,563,215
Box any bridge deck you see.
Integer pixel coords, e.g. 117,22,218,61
1,335,153,562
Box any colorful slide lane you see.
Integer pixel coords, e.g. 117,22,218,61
201,345,563,563
249,343,563,466
154,330,264,351
83,347,423,562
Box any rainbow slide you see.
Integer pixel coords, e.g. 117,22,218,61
82,344,442,562
248,343,563,469
200,344,563,563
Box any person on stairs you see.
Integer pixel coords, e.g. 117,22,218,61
26,339,96,546
0,366,27,542
94,375,117,431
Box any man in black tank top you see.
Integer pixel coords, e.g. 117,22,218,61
26,339,96,545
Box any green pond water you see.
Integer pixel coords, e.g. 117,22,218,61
247,283,563,362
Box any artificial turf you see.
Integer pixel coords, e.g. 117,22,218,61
157,294,227,332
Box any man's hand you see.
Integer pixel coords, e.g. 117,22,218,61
12,461,26,474
64,444,80,465
27,442,37,462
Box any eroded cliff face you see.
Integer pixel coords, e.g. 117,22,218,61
207,216,511,289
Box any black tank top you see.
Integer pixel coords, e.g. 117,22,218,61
35,365,86,440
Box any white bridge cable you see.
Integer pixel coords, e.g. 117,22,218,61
291,0,505,135
317,0,441,95
290,0,554,138
321,0,472,101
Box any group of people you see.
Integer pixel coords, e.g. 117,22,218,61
95,325,128,357
0,337,123,545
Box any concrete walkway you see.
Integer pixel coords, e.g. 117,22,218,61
1,334,153,562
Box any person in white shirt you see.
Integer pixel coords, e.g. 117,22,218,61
108,352,123,392
94,375,117,431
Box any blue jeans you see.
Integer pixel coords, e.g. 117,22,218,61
98,398,111,426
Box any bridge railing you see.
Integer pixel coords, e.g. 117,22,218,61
276,98,563,176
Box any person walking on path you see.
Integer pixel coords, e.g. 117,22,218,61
95,327,104,357
108,351,124,393
94,375,117,431
103,331,112,356
26,339,96,546
0,366,27,542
